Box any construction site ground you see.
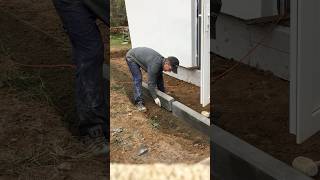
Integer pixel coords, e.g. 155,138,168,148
212,54,320,179
110,42,210,163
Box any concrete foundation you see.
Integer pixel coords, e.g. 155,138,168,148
165,67,200,86
212,14,290,80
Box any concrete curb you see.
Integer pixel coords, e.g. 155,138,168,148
210,125,313,180
141,82,210,134
142,82,175,112
172,101,210,135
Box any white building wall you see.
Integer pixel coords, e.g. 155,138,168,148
212,14,290,80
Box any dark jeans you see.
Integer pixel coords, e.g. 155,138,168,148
52,0,108,136
126,58,143,104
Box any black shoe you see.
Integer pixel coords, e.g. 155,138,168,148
80,126,109,156
136,101,147,112
80,135,109,156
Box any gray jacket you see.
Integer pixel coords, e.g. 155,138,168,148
126,47,165,99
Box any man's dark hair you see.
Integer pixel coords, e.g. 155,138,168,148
166,56,179,73
167,57,179,66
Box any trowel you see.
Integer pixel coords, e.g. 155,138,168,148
292,156,320,177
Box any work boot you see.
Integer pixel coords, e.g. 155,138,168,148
81,136,109,156
80,125,109,156
136,101,147,112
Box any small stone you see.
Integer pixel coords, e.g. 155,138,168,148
137,145,148,156
292,156,318,177
201,111,210,118
57,162,72,171
112,128,123,133
10,138,17,142
128,113,132,116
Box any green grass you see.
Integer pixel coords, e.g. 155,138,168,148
1,64,79,125
110,33,131,49
110,83,127,94
149,116,160,129
4,69,55,106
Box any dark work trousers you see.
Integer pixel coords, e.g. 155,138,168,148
126,58,143,104
52,0,108,136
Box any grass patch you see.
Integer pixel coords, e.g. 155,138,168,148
110,82,127,94
1,64,77,125
149,116,160,129
110,33,131,49
4,69,56,106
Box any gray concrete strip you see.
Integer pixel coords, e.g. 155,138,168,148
141,82,175,111
172,101,210,135
141,82,210,134
210,125,313,180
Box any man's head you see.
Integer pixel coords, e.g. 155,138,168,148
163,56,179,73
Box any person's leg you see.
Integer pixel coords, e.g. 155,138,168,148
52,0,107,138
125,57,144,104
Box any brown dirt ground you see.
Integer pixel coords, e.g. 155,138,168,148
110,48,210,164
0,0,108,179
0,56,107,180
212,54,320,179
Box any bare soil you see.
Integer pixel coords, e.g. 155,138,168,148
0,0,108,179
0,57,107,180
110,48,210,164
212,54,320,179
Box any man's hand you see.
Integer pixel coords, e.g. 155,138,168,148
154,98,161,107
